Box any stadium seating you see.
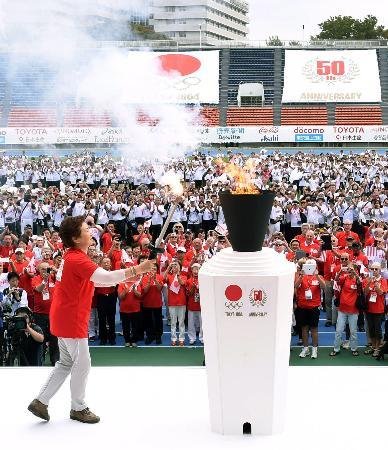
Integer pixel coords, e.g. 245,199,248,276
63,108,112,127
10,62,57,106
0,54,8,103
199,107,220,126
281,107,328,125
226,107,274,126
335,106,383,125
228,49,275,106
8,108,57,127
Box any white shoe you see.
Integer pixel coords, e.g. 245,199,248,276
342,341,350,350
299,347,310,358
311,347,318,359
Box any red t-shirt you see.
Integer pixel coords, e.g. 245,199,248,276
31,274,56,315
109,249,123,270
0,245,15,271
335,231,360,248
286,251,296,262
141,274,164,308
299,241,320,258
166,243,178,258
50,241,64,252
118,282,141,313
338,275,359,314
186,277,201,311
101,233,113,254
362,277,388,314
166,273,187,306
12,260,34,296
296,275,322,309
322,250,338,281
50,248,98,338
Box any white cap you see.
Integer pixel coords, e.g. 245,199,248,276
15,248,24,253
177,247,186,253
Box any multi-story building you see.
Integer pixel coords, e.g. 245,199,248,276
149,0,249,45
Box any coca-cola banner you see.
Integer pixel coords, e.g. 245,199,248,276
282,50,381,103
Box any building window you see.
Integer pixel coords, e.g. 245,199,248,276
166,6,175,12
179,32,186,37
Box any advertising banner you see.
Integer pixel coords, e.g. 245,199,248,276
0,125,387,145
282,50,382,103
125,50,220,104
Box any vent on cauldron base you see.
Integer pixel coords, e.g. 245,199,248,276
219,191,275,252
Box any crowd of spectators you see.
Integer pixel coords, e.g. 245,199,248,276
0,148,387,365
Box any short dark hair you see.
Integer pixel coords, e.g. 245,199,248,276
7,271,19,282
59,216,84,248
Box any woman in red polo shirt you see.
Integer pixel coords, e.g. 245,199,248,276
28,216,154,425
141,264,164,345
294,259,325,359
118,278,142,347
362,263,388,357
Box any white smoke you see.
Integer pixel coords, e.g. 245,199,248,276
0,0,203,161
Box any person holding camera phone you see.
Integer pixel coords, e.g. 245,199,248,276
31,262,59,366
164,261,187,346
330,263,362,357
28,216,155,424
362,263,388,357
1,272,28,314
294,259,325,359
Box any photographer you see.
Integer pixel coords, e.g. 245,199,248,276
1,272,28,314
31,262,59,366
4,306,44,366
330,263,362,357
294,259,325,359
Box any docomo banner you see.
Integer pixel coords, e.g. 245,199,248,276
198,125,388,143
282,50,382,103
126,50,219,104
0,125,388,145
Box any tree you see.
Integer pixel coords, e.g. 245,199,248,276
313,15,387,40
130,24,170,41
266,36,283,46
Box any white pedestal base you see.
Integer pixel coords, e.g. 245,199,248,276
199,247,295,435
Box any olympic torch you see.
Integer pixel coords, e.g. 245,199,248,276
148,172,183,260
199,163,295,436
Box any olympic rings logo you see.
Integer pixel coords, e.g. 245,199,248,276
225,301,243,310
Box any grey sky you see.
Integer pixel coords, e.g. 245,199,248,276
248,0,388,41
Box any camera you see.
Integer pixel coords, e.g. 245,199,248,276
6,315,27,337
46,268,51,274
24,194,31,202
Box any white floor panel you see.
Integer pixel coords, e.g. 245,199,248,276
0,366,385,450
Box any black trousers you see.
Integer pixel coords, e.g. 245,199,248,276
33,313,59,366
150,224,162,243
202,219,215,235
114,219,126,241
143,307,163,340
97,293,117,344
120,312,141,344
187,223,200,236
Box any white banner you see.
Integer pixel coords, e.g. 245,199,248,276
125,50,219,104
198,125,388,143
0,126,387,145
282,50,382,103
